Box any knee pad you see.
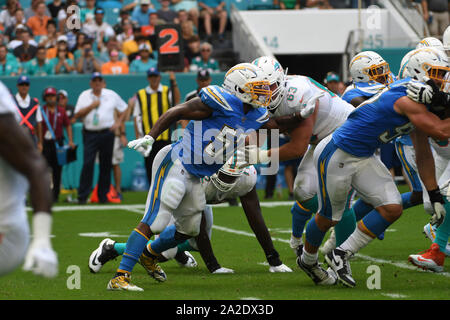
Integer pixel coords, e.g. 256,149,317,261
161,178,186,210
149,205,172,234
293,177,316,202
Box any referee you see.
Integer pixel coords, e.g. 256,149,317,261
74,72,128,204
132,67,180,184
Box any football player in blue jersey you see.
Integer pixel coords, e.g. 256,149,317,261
298,47,450,287
106,63,312,291
341,51,394,108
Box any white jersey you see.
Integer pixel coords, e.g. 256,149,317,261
430,137,450,159
270,75,354,145
0,81,28,230
202,166,257,204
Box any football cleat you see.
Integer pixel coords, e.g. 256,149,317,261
175,251,198,268
138,253,167,282
296,256,337,285
320,228,336,256
89,238,119,273
212,267,235,274
408,243,445,273
325,248,356,288
423,223,450,256
269,263,292,273
107,273,143,291
289,234,303,255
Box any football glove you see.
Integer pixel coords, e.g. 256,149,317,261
23,213,58,278
428,188,447,227
299,92,324,119
236,145,270,169
406,79,434,105
128,135,155,157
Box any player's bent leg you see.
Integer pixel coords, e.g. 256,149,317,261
0,223,29,277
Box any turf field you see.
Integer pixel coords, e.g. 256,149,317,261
2,186,450,300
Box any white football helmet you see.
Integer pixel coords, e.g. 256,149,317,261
251,56,286,110
398,50,414,79
210,156,242,193
416,37,445,52
349,51,393,84
222,63,271,108
443,26,450,55
399,47,450,90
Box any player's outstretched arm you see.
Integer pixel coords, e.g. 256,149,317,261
395,96,450,140
0,113,58,278
128,97,213,156
239,187,286,269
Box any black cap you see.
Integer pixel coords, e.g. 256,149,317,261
197,69,210,80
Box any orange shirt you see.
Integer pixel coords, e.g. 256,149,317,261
46,47,74,60
101,61,129,75
27,16,51,36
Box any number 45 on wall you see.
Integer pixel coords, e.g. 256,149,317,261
263,36,279,49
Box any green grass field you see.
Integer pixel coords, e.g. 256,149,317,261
1,187,450,300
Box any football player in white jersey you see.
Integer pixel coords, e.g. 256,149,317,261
88,157,292,275
0,81,58,278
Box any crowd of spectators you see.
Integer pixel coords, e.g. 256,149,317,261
0,0,228,77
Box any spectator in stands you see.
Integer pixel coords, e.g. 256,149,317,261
421,0,449,39
274,0,301,9
38,86,75,203
0,0,19,30
13,29,38,62
56,0,78,34
38,20,59,49
101,49,130,74
74,72,128,204
122,28,152,60
129,43,157,73
76,39,102,74
131,0,156,26
72,32,87,59
80,0,96,23
4,9,31,43
25,0,51,20
177,9,197,34
113,9,132,34
23,45,54,75
7,25,35,51
323,71,344,96
27,1,51,36
189,41,219,72
181,19,195,41
47,0,65,20
184,34,200,64
51,43,75,74
46,34,74,60
198,0,227,42
57,89,76,122
171,0,199,29
157,0,178,23
99,36,129,63
0,44,20,75
82,7,116,45
116,18,134,44
141,12,161,49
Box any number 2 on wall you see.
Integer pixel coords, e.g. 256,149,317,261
159,28,180,54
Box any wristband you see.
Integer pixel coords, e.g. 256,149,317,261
428,188,444,204
32,212,52,242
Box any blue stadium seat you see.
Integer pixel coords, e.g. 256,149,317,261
103,7,121,25
97,0,123,9
19,0,31,10
250,0,274,10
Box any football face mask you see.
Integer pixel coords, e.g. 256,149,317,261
366,62,393,85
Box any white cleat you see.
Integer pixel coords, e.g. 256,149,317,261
89,238,118,273
289,234,303,255
320,227,336,256
423,223,450,256
212,267,235,274
178,251,198,268
269,263,292,273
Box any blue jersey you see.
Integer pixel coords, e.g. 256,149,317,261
332,78,415,157
342,73,397,105
174,85,269,178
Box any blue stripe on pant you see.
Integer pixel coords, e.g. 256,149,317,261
317,139,338,220
395,141,422,192
142,150,174,226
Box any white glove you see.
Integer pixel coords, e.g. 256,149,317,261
128,135,155,157
23,213,58,278
406,78,433,105
431,202,446,226
269,264,292,273
236,145,270,169
299,92,325,119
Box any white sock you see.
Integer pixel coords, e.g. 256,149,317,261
338,227,374,254
301,249,318,266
